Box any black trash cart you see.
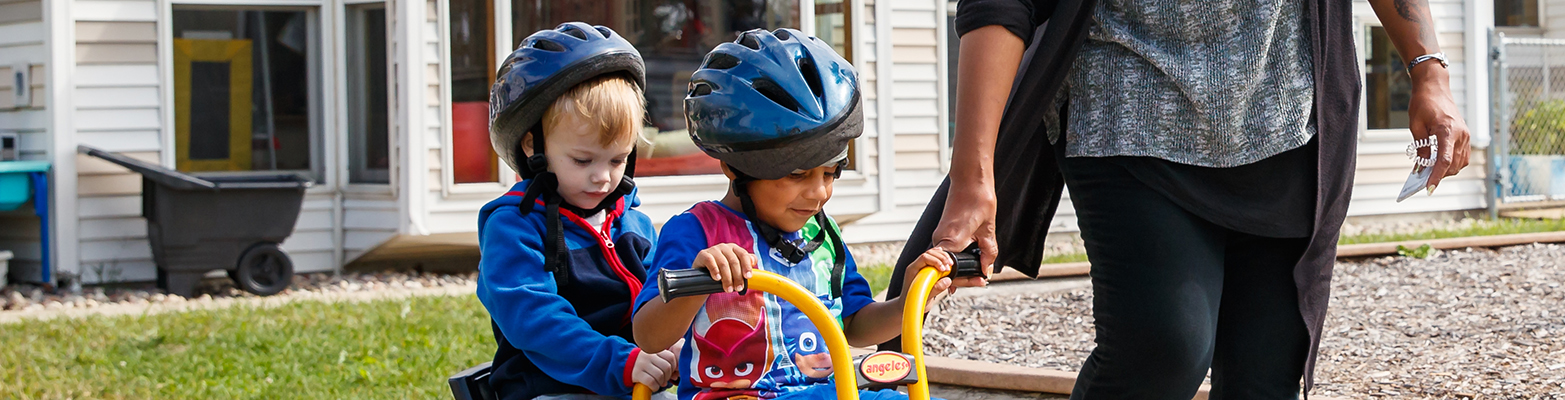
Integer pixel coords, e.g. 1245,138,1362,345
78,145,312,297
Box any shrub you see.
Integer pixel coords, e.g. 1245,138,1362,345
1510,100,1565,155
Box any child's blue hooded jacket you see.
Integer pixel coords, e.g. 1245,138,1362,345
477,179,658,400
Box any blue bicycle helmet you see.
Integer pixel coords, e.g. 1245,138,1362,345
684,28,863,181
489,22,646,178
682,28,861,270
488,22,645,289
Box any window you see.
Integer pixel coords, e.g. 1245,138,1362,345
172,8,321,179
347,4,390,184
1365,26,1411,130
814,0,851,60
1496,0,1540,27
513,0,830,177
450,0,501,184
816,0,855,170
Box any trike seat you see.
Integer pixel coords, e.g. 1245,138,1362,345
449,361,497,400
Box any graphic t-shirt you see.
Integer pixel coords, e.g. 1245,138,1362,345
634,201,876,400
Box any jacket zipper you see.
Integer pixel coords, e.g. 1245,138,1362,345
558,199,643,323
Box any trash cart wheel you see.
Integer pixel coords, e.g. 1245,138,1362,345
234,243,294,296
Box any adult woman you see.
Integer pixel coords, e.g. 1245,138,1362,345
883,0,1470,398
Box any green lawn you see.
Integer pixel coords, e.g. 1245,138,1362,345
1335,217,1565,245
1,295,493,400
8,218,1565,399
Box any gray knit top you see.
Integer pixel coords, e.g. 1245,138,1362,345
1047,0,1317,168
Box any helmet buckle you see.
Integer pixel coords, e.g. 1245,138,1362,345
526,154,549,173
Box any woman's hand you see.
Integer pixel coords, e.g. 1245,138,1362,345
1367,0,1470,193
1408,64,1470,192
931,185,996,288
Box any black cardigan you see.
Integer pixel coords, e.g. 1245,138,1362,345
882,0,1360,392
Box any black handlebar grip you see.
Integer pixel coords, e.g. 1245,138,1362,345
658,268,728,303
946,245,986,278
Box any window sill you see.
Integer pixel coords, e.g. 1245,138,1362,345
1496,26,1546,37
634,170,870,188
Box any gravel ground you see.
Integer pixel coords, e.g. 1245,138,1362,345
923,245,1565,399
0,271,477,313
850,217,1485,269
848,238,1085,268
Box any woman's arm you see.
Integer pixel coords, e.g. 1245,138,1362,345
1367,0,1471,192
930,25,1026,272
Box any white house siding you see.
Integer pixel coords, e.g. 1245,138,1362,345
840,0,946,243
69,0,339,282
0,0,50,279
422,0,469,234
342,194,399,262
1546,0,1565,38
71,0,160,283
284,193,338,273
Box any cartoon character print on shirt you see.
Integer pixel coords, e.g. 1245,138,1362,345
689,290,772,400
684,201,849,399
779,301,833,379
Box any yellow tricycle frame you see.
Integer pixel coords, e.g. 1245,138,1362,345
634,264,960,400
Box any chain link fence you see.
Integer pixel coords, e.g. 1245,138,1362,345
1491,33,1565,204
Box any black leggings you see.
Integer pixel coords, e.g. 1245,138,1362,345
1059,154,1311,400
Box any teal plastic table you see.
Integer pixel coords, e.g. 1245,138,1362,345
0,161,51,284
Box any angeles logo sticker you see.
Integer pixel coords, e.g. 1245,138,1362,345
859,352,912,383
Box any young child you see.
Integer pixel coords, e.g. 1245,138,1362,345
631,29,985,400
479,22,678,400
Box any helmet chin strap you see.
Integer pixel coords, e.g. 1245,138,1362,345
514,132,638,288
730,166,849,298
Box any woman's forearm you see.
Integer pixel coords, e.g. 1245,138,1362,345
1368,0,1439,64
950,25,1027,189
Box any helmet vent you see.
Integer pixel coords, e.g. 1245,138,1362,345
798,57,824,102
531,38,565,52
704,53,740,70
560,25,589,40
752,78,800,113
737,33,762,50
595,26,613,38
775,30,792,40
689,82,715,97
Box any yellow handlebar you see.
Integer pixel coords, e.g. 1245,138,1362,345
635,266,957,400
899,267,948,400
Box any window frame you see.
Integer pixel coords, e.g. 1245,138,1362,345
440,0,872,196
440,0,515,195
1358,20,1415,140
340,1,394,189
159,0,335,192
1495,0,1545,30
